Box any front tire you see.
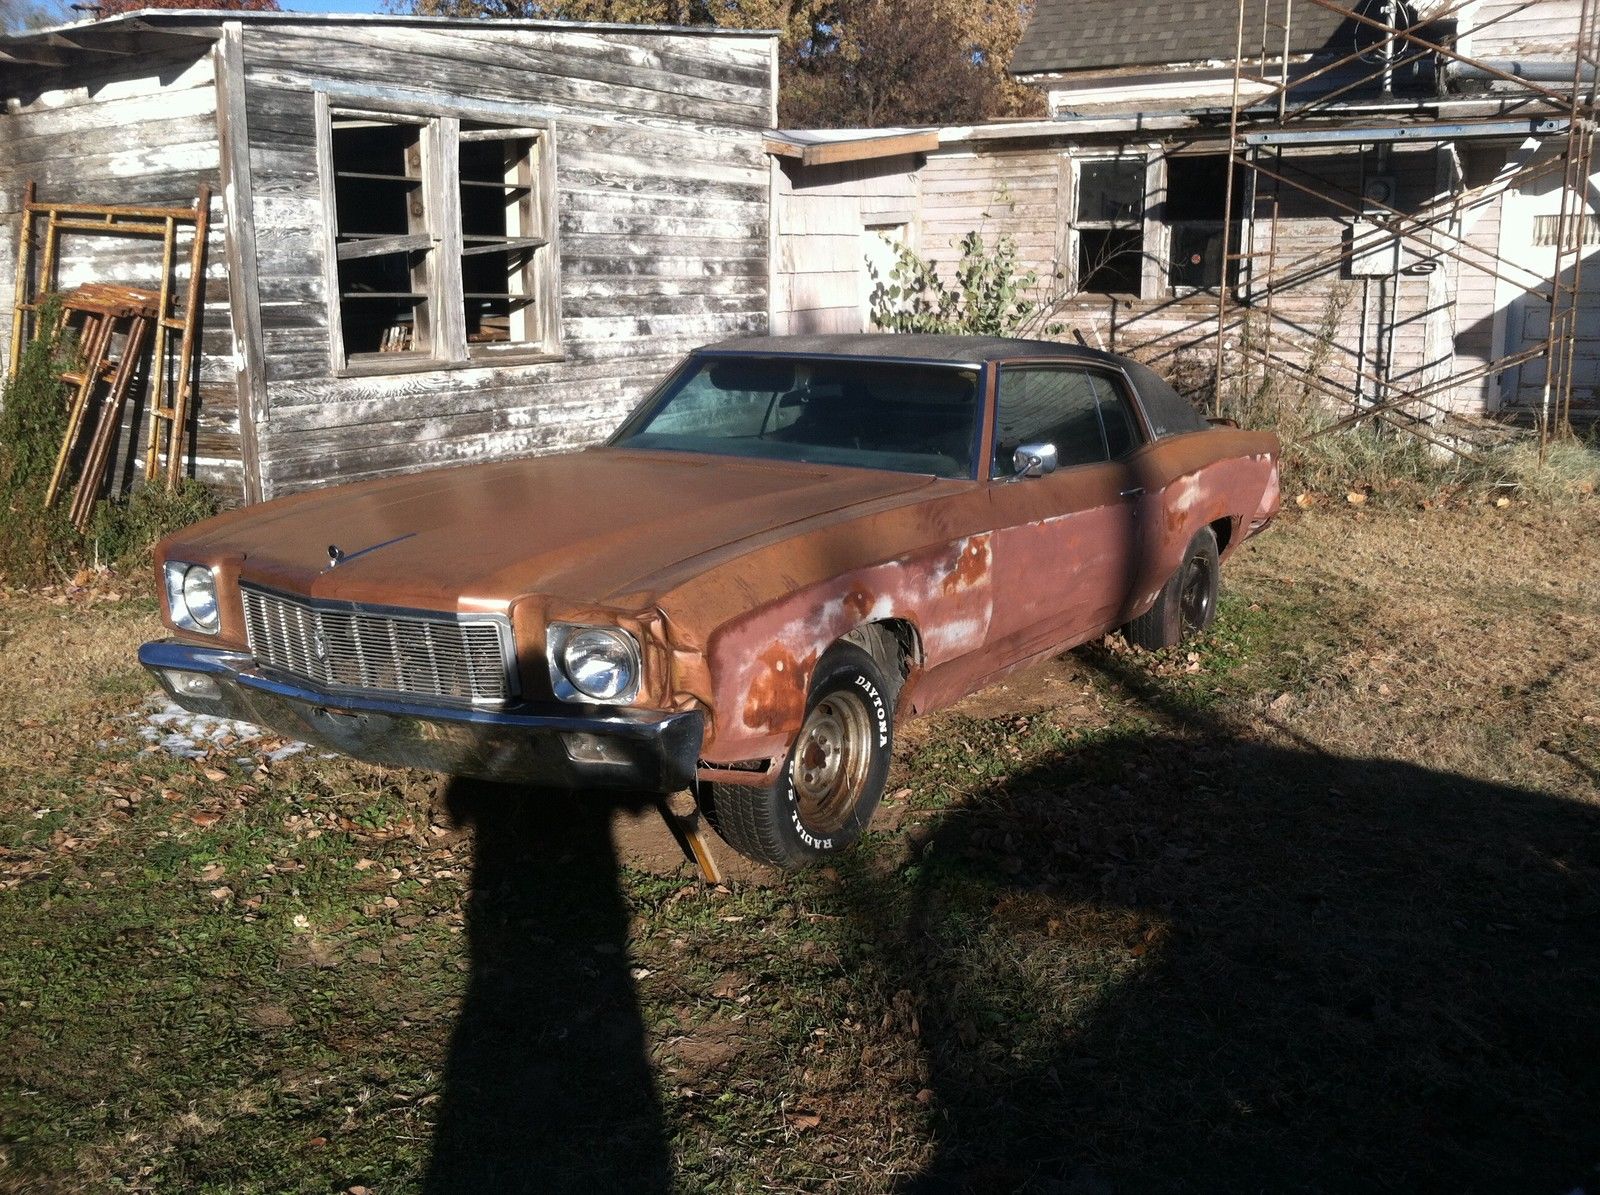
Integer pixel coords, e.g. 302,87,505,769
701,644,894,869
1123,526,1220,650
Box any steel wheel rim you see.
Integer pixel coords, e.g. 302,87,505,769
1180,554,1213,631
791,691,875,833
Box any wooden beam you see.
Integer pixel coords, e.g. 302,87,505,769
799,130,940,168
763,136,804,160
214,23,266,505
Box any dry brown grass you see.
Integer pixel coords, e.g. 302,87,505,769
1226,501,1599,793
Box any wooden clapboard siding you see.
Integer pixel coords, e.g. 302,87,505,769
919,149,1060,282
233,21,774,496
771,155,920,335
1451,142,1518,411
0,47,245,501
872,139,1465,413
1462,0,1586,59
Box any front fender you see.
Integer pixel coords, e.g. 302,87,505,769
700,532,995,762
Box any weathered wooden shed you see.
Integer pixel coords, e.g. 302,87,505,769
769,0,1599,426
0,11,776,503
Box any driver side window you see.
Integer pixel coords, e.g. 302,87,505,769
992,366,1110,478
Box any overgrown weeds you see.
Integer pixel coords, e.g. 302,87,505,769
1204,297,1600,504
868,231,1054,336
0,297,217,587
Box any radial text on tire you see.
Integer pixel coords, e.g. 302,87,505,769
701,643,895,869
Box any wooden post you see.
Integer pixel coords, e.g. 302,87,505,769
163,184,212,488
7,180,36,383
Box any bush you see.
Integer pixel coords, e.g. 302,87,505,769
0,298,218,587
868,231,1049,336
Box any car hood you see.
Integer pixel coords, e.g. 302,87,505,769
174,447,941,611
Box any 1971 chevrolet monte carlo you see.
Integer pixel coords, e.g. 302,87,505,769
141,335,1279,868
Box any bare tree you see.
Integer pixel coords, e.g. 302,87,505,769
383,0,1044,128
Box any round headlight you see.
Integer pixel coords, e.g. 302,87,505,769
561,628,638,702
181,565,219,631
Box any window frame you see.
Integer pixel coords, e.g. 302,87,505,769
988,361,1150,480
1066,151,1160,300
1161,150,1252,298
314,92,563,378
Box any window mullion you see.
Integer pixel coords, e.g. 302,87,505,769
434,116,468,364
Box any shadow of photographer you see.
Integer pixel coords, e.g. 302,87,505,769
422,781,672,1195
836,649,1600,1193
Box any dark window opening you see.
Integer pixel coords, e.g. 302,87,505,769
459,125,547,355
1166,155,1247,291
1078,228,1144,296
1076,159,1146,296
330,116,433,359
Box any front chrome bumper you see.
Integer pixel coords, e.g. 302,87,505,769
139,640,704,792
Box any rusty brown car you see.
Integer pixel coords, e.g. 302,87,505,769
141,335,1280,867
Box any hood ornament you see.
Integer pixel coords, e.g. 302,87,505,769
319,533,417,574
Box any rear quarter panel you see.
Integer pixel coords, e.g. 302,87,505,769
1121,427,1281,620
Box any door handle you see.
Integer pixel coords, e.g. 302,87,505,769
1120,486,1145,499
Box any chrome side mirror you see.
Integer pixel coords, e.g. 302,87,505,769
1013,442,1058,479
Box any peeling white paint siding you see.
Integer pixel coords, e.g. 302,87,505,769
235,21,777,497
0,47,245,499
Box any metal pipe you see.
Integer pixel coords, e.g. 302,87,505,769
1449,58,1597,84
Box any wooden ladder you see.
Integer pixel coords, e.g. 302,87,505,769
43,283,161,531
7,180,212,499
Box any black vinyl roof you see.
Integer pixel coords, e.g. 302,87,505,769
704,334,1124,367
701,335,1210,439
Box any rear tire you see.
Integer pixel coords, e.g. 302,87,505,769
1123,526,1220,650
701,644,893,869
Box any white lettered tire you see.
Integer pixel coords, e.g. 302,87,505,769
702,644,894,869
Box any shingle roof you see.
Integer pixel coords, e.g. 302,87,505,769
1010,0,1354,75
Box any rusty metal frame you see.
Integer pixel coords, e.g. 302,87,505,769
6,183,211,493
1200,0,1600,449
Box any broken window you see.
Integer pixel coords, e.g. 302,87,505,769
458,123,555,360
1075,158,1146,296
324,103,560,372
330,115,435,360
1166,155,1247,291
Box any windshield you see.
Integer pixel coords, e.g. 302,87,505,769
611,355,982,479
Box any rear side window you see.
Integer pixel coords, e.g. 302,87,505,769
992,367,1108,477
1090,373,1142,458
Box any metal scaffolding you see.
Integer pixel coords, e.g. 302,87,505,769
1211,0,1600,452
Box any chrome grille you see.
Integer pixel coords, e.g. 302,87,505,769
240,585,513,706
